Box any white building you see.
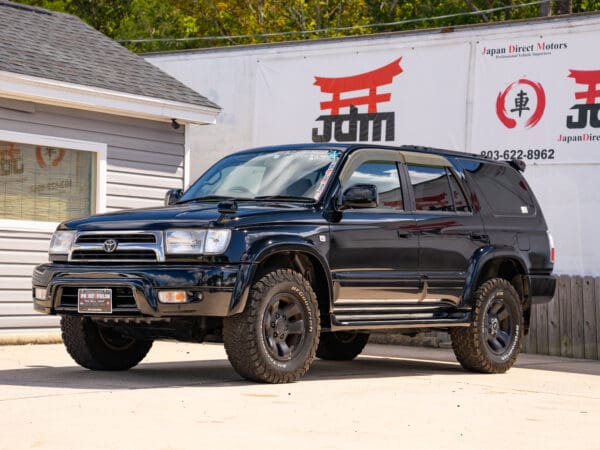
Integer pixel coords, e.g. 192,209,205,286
0,1,219,333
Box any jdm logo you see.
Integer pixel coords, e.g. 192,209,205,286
566,69,600,129
312,58,403,143
495,78,546,129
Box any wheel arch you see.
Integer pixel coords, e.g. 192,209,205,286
229,241,333,327
463,249,532,333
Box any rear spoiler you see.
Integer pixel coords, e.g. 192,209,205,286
508,159,526,172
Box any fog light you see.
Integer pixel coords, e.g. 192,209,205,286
158,290,188,303
34,287,47,301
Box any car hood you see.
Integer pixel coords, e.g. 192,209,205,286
61,202,318,231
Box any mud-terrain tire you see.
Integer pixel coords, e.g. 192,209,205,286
316,331,369,361
223,269,320,383
450,278,523,373
61,316,153,370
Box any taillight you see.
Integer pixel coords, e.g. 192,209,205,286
547,231,555,264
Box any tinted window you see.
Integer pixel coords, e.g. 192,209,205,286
345,161,403,209
447,169,470,212
460,159,535,216
407,165,453,212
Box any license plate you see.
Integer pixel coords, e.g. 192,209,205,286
78,288,112,313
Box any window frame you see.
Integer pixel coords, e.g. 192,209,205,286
445,166,472,213
339,149,406,212
402,163,473,215
0,130,107,232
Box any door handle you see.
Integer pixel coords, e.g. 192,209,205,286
397,230,413,238
470,232,489,242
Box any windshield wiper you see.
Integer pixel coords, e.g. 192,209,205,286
253,195,315,202
176,195,251,204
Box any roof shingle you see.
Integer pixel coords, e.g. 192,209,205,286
0,1,219,110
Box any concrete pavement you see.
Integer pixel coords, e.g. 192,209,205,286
0,342,598,450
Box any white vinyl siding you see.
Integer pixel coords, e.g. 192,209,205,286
0,100,185,333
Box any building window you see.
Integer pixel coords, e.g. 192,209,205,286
0,131,106,230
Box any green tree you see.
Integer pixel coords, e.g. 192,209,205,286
15,0,600,52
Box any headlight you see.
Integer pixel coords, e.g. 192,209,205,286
165,229,231,255
49,230,76,254
165,230,206,254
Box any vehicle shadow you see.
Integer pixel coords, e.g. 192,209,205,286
0,354,464,391
1,344,597,393
365,343,600,376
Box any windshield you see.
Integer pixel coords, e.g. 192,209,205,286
180,149,342,203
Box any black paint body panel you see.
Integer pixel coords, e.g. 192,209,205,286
33,143,556,334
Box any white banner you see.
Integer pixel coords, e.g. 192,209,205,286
471,32,600,164
253,43,470,151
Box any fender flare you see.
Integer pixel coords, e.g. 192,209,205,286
229,237,333,315
460,246,529,308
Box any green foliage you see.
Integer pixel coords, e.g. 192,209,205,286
13,0,600,52
573,0,600,12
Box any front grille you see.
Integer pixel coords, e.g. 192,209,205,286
68,231,163,263
59,287,137,309
71,250,157,261
76,234,156,244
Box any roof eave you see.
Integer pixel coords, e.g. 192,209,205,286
0,70,220,125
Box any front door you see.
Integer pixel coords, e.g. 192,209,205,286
328,151,421,317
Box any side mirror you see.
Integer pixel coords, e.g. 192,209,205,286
165,188,183,206
341,184,378,210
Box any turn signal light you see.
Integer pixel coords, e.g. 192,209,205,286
158,290,188,303
34,287,47,300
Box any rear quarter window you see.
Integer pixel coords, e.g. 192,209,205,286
459,159,535,216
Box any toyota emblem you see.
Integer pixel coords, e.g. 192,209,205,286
103,239,118,253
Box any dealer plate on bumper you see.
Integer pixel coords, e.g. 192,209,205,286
78,288,112,313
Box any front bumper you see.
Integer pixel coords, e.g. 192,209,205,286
32,263,253,318
530,274,557,304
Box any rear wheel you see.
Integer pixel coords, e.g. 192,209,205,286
61,316,153,370
223,269,320,383
316,331,369,361
450,278,523,373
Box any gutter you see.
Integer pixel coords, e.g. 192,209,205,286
0,70,220,125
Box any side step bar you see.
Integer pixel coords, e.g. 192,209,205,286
330,302,471,331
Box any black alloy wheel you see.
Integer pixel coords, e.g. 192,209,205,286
262,293,307,362
483,298,515,355
223,269,320,383
450,278,523,373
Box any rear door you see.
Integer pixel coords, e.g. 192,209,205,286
402,153,485,305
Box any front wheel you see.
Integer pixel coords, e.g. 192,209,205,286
61,316,153,370
223,269,320,383
450,278,523,373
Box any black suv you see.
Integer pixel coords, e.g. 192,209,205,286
33,144,556,383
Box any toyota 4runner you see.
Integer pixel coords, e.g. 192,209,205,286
33,144,556,383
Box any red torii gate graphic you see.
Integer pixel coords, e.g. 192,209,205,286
567,69,600,129
569,69,600,104
314,58,403,115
